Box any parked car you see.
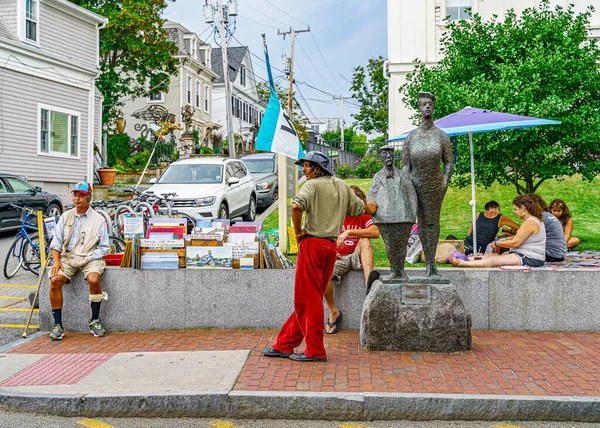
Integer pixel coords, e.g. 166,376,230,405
0,174,63,232
240,153,279,209
146,157,257,221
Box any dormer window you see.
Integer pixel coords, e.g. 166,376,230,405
191,38,197,60
25,0,39,43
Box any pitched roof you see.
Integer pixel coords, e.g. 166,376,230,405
0,14,18,42
210,46,248,84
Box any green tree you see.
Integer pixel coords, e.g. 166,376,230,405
69,0,179,127
350,55,389,140
321,126,368,157
256,81,309,143
400,1,600,194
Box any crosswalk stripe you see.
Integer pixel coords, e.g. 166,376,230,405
0,284,37,289
0,308,38,312
0,323,38,329
76,419,115,428
210,422,237,428
0,296,27,300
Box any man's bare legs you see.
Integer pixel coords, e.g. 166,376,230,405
324,238,373,333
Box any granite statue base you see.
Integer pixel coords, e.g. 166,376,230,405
360,277,472,352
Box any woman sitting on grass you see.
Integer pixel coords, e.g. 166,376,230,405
549,199,581,251
450,195,546,268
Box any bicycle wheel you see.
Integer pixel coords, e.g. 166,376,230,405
108,236,126,254
22,232,42,275
4,236,24,279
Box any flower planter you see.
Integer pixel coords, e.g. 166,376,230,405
97,168,118,186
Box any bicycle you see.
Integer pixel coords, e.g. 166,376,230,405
3,204,53,279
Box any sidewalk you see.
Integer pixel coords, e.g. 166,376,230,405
2,329,600,421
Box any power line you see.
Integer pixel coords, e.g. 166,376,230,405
296,38,337,95
259,0,310,27
236,14,279,30
237,0,292,28
310,32,346,93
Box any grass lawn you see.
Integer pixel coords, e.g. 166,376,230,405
262,176,600,267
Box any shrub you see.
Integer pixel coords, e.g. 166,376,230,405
336,163,353,179
125,150,152,172
107,134,131,166
353,154,383,178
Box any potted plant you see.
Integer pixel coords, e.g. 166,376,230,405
97,167,118,186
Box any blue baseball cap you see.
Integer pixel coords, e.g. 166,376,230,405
72,182,92,195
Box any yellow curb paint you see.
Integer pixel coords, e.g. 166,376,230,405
210,422,237,428
0,324,39,329
76,419,115,428
0,296,27,300
0,308,38,312
339,424,370,428
493,425,522,428
0,284,37,289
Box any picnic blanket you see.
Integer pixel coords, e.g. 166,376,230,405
547,250,600,269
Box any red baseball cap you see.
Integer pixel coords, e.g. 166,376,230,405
72,182,92,195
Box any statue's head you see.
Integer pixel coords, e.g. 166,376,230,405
378,145,395,167
418,91,436,119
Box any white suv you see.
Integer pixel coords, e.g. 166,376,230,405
147,157,257,221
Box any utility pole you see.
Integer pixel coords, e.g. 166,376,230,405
205,0,238,157
217,0,235,157
276,26,310,254
333,95,345,151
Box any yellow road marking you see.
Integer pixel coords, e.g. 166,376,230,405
210,422,237,428
493,425,522,428
0,324,38,329
339,424,370,428
76,419,115,428
0,308,38,312
0,296,27,300
0,284,37,289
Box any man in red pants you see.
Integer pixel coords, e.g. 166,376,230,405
261,152,378,362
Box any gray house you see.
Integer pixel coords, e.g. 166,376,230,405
0,0,107,201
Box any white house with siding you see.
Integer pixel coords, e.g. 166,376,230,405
0,0,107,200
120,20,219,144
387,0,600,140
211,46,266,146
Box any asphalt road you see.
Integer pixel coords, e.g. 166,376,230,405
0,413,597,428
0,231,41,348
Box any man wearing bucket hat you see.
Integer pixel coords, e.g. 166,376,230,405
48,182,109,340
261,151,377,362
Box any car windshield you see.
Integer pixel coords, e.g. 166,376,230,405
243,159,275,174
157,164,223,184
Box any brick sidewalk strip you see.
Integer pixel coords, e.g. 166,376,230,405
6,330,600,396
0,353,114,386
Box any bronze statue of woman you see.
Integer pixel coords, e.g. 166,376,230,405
402,92,454,277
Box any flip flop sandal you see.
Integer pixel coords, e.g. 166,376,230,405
325,311,343,334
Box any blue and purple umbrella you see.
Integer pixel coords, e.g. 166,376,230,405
388,107,561,254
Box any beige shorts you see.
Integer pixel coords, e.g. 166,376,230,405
57,257,106,280
332,249,363,282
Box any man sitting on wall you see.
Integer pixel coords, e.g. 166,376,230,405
48,182,109,341
324,185,380,334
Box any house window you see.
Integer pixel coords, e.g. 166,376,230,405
39,105,80,157
204,84,210,112
231,96,236,116
249,107,253,125
25,0,38,42
149,92,163,102
240,65,246,87
243,102,248,122
191,38,197,60
195,81,200,108
446,0,471,20
187,77,192,104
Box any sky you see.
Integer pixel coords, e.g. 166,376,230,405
163,0,388,128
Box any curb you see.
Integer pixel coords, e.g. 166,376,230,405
2,389,600,421
0,331,45,354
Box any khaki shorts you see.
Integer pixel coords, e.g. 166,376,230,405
332,249,363,282
57,257,106,280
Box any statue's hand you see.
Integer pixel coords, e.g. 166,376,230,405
366,202,378,215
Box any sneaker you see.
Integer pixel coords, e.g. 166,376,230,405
89,320,106,337
49,324,64,341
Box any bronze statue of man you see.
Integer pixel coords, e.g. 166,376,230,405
402,92,454,277
367,145,417,281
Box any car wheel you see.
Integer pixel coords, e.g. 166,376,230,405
242,196,256,221
272,188,278,202
46,203,62,218
218,203,229,219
